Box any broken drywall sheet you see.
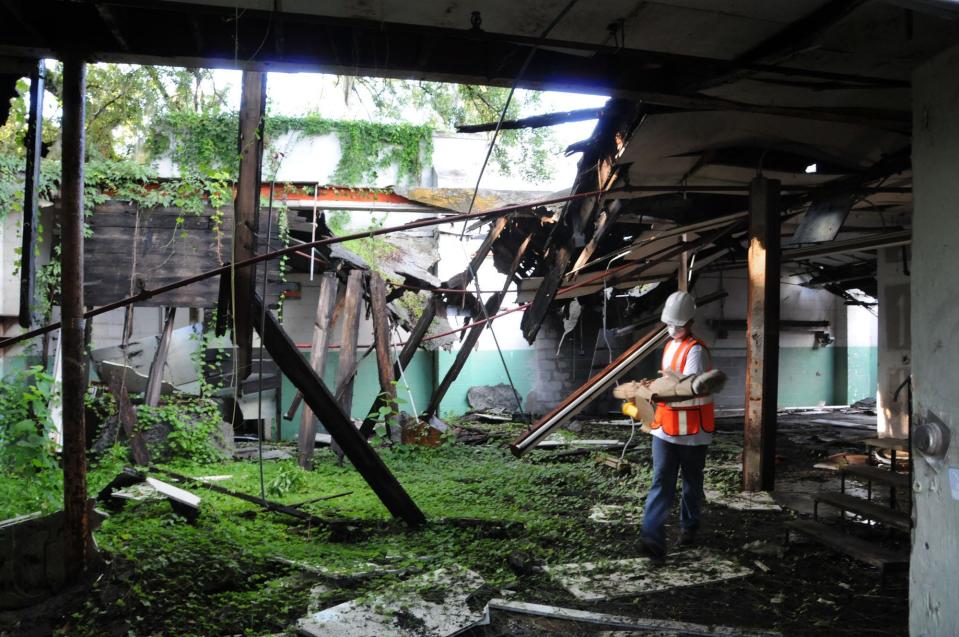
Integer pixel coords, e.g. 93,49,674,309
296,566,487,637
544,548,752,601
704,489,782,512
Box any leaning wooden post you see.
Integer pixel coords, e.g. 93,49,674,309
60,55,89,580
743,177,781,492
232,70,267,380
333,270,364,417
298,272,338,469
143,307,176,407
254,294,426,526
369,273,397,435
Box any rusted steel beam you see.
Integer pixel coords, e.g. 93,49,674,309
522,99,642,343
232,70,267,380
18,59,43,328
0,189,610,352
511,291,727,456
143,307,176,407
298,272,338,469
369,273,397,432
60,56,89,581
333,270,364,417
743,177,782,492
253,294,426,526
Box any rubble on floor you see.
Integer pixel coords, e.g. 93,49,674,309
704,489,782,512
295,566,487,637
543,548,753,602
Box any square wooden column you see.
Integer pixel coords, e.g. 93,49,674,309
743,177,781,492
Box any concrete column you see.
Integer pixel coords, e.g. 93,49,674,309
910,42,959,635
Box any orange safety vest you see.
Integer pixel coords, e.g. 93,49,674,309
651,335,715,436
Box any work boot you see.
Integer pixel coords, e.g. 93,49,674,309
638,538,666,561
678,528,697,546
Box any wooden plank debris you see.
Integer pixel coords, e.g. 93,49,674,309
143,307,176,407
253,294,426,526
298,272,338,469
456,107,603,133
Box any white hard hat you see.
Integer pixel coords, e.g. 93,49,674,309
661,291,696,326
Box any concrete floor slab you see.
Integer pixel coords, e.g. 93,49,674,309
544,548,752,602
296,566,486,637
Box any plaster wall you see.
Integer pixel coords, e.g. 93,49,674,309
910,42,959,636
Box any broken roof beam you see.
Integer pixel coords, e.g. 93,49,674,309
253,293,425,526
521,99,643,343
456,107,603,133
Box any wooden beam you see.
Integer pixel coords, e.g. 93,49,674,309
456,107,603,133
17,59,43,328
425,292,504,419
252,294,425,526
743,177,781,492
358,295,438,437
369,273,397,433
333,270,364,417
143,307,176,407
60,55,89,581
298,271,338,469
232,70,267,380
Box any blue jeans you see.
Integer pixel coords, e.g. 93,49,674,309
640,436,708,553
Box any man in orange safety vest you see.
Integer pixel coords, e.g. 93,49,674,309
639,290,715,558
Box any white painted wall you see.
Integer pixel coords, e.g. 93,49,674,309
910,41,959,636
155,130,579,191
877,246,911,438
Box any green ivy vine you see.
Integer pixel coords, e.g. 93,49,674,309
147,112,433,186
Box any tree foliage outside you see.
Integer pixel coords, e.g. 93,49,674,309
344,77,560,183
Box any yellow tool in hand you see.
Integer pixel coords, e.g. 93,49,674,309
621,400,640,420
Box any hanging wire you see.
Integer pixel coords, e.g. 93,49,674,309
451,0,582,419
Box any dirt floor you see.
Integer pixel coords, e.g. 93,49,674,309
0,409,910,637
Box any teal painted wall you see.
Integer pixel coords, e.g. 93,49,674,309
776,346,877,407
846,345,878,404
436,349,537,416
777,346,838,407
